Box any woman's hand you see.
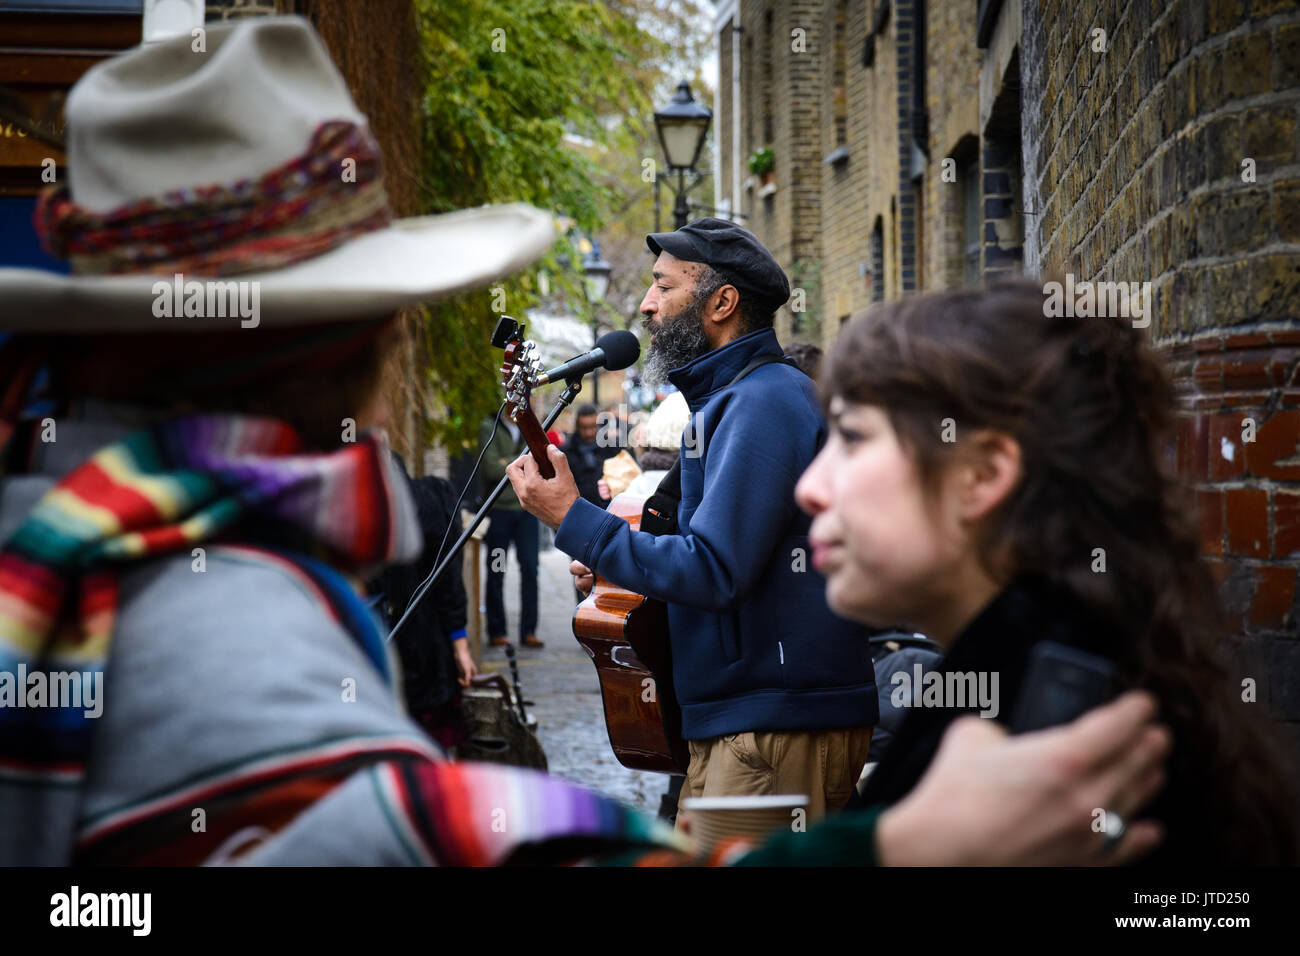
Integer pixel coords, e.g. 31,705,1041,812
876,690,1170,866
453,637,478,687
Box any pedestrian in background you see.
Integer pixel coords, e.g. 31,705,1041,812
372,454,475,750
598,403,629,451
479,409,543,649
564,402,620,508
783,341,823,382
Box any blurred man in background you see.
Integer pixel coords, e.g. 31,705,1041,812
564,402,620,508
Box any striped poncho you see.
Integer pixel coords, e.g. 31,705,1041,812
0,410,697,865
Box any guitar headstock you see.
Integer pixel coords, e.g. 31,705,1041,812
498,323,545,424
493,315,555,479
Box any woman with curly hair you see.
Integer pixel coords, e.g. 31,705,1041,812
794,277,1299,865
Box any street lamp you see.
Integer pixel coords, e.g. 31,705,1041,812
653,81,712,230
582,239,613,405
582,239,612,302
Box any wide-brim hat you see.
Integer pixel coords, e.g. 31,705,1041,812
0,16,555,331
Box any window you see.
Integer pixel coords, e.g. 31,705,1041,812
913,178,925,289
981,49,1023,280
762,8,773,144
962,155,980,284
745,34,753,150
870,217,885,302
832,0,848,147
889,198,898,298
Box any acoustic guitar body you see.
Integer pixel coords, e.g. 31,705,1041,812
571,492,689,774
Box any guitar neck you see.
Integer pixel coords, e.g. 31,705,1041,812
514,409,555,479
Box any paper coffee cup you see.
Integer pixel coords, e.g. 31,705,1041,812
680,794,809,855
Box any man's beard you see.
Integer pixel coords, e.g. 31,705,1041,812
641,296,711,387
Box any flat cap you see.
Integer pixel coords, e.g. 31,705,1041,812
646,217,790,311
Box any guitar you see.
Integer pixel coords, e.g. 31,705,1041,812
495,317,687,774
570,493,688,774
496,318,554,479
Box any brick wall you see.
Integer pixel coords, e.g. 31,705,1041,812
1020,0,1300,730
813,0,985,345
784,0,828,340
924,0,982,289
720,0,937,350
718,21,736,210
818,0,873,337
817,0,903,350
714,0,1300,734
729,1,826,343
894,0,919,291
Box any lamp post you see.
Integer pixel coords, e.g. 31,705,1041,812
653,81,712,230
581,239,612,406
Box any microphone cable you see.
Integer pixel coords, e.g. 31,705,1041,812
389,401,506,637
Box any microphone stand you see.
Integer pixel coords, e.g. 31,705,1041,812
388,376,585,643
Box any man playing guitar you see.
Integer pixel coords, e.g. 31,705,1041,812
508,218,877,823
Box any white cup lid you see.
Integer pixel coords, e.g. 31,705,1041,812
680,795,809,810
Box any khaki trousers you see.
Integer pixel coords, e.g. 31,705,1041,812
675,727,873,831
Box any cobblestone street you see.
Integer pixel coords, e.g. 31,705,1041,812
475,535,667,816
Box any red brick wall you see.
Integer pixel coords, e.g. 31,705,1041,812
1168,331,1300,638
1022,0,1300,727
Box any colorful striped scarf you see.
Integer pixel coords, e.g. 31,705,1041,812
0,413,710,865
369,759,692,866
0,415,419,798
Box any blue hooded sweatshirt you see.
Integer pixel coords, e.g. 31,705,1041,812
555,327,878,739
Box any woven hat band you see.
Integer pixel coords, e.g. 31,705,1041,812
35,120,393,279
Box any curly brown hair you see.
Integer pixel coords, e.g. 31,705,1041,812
825,276,1299,864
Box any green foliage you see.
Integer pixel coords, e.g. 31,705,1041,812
574,0,715,349
747,147,774,176
414,0,656,449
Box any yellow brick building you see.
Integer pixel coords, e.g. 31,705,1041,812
712,0,1300,711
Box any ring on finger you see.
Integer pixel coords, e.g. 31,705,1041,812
1100,808,1127,855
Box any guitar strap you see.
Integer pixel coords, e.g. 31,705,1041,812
640,352,788,536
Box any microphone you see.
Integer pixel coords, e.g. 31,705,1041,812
536,329,640,384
